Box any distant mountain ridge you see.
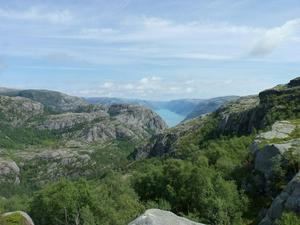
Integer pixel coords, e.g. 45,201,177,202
86,96,239,124
0,88,88,113
86,97,203,115
184,96,239,120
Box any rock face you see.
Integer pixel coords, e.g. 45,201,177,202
128,209,205,225
258,172,300,225
216,95,260,135
37,104,167,143
1,211,34,225
251,121,300,180
0,96,44,126
0,160,20,184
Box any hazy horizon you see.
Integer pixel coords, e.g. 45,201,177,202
0,0,299,100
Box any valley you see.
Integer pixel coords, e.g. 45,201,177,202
86,96,237,127
1,77,300,225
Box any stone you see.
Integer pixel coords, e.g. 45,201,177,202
254,143,292,178
258,121,296,140
0,160,20,184
128,209,205,225
259,172,300,225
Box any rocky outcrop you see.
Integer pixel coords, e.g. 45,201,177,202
128,209,205,225
258,172,300,225
0,96,44,126
1,211,34,225
0,160,20,184
257,121,296,140
259,77,300,107
251,121,300,180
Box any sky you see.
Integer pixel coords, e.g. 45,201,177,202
0,0,300,100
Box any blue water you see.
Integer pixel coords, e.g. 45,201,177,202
154,109,185,127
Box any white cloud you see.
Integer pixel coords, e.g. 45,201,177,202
249,19,300,56
78,76,243,99
2,11,299,65
43,16,264,62
0,6,74,24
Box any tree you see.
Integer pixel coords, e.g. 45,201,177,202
133,159,248,225
30,175,144,225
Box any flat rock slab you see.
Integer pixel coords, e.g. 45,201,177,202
258,121,296,140
128,209,205,225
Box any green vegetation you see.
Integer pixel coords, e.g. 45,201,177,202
133,159,248,225
30,176,143,225
262,89,300,126
0,125,59,149
276,212,300,225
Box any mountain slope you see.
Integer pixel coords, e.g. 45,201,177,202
0,89,167,184
184,96,239,120
1,78,300,225
134,77,300,159
130,77,300,225
0,88,88,112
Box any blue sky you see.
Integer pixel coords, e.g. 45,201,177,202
0,0,299,100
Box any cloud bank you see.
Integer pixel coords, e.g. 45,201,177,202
250,19,300,56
